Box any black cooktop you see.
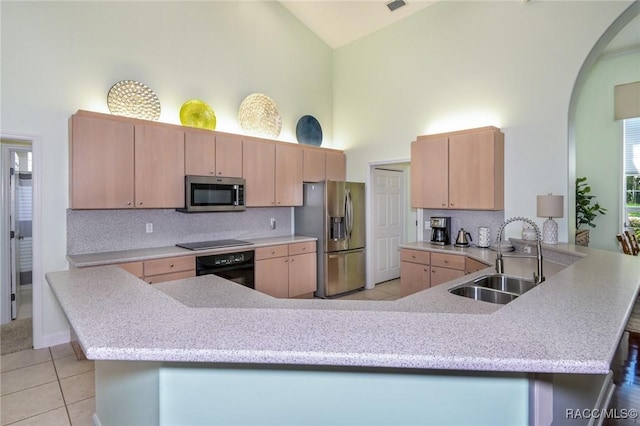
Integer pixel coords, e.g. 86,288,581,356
176,239,253,251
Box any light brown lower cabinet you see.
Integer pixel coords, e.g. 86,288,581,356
115,256,196,284
399,249,431,297
255,242,317,298
465,257,492,274
400,249,484,296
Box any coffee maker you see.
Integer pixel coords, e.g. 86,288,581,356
430,216,451,245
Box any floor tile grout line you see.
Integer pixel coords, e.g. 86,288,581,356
50,347,75,426
4,406,67,426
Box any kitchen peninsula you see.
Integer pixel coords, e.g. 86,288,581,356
49,243,640,425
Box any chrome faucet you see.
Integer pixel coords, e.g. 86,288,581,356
495,217,545,284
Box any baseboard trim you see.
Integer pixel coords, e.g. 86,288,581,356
38,330,70,349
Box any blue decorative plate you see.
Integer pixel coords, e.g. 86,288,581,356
296,115,323,146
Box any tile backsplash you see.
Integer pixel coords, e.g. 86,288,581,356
422,210,505,245
67,207,291,254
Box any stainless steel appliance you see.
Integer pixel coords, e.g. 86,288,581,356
430,216,451,245
176,239,252,250
176,239,255,288
295,181,366,298
454,228,472,247
194,250,255,289
178,176,245,213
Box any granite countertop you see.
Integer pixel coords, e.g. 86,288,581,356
67,235,317,268
48,242,640,375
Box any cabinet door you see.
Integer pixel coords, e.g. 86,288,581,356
466,257,491,274
400,261,430,297
185,130,216,176
255,257,289,298
275,144,303,206
134,125,185,208
325,151,346,181
215,134,243,178
243,139,276,206
411,137,449,208
448,130,503,210
430,266,465,287
70,114,135,209
288,252,317,298
302,148,326,182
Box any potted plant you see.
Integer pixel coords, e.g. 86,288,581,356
575,176,607,246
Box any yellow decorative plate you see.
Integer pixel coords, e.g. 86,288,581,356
180,99,217,130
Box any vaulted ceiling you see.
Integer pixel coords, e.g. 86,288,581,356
280,0,640,54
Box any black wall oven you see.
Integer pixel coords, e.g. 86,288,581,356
195,250,254,289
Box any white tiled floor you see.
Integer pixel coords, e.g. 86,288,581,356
0,279,400,425
334,278,400,301
0,344,95,426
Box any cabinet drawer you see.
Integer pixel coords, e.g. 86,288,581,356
143,256,195,276
145,270,195,284
255,245,288,260
400,249,430,265
430,253,465,270
289,241,316,256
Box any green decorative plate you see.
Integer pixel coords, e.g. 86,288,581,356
180,99,216,130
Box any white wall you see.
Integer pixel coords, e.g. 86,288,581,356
333,0,632,241
575,51,640,251
0,2,333,344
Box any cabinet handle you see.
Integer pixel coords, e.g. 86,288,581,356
127,202,131,206
217,172,222,175
411,255,416,259
139,202,143,205
444,260,449,264
210,171,215,175
450,203,454,206
170,264,174,268
441,203,446,207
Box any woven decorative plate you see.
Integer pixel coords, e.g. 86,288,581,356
180,99,216,130
238,93,282,138
296,115,322,146
107,80,161,121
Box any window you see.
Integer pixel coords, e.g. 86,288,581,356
624,117,640,238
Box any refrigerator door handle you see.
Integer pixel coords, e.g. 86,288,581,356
346,190,354,239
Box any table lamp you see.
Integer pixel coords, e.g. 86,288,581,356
537,194,564,244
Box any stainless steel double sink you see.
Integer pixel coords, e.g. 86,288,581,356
448,274,537,304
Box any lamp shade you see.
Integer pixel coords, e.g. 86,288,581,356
537,194,564,218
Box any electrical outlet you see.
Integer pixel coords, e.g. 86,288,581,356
523,245,532,254
146,223,153,233
270,218,276,230
424,221,430,230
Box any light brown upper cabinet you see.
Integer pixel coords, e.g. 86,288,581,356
302,148,326,182
302,148,346,182
184,129,242,177
275,144,303,206
69,112,135,209
70,111,184,209
134,125,185,208
243,138,276,206
325,151,346,181
411,127,504,210
243,139,303,207
70,110,345,209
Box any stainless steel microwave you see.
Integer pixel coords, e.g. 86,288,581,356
179,176,246,212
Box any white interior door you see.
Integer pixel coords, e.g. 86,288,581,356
9,161,20,320
373,168,403,284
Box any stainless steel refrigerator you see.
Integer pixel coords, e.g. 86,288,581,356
294,181,366,298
